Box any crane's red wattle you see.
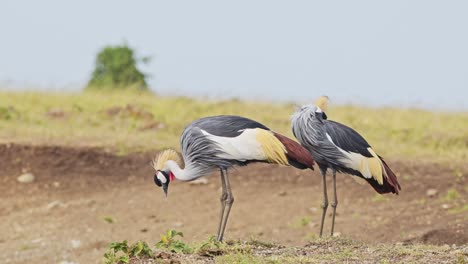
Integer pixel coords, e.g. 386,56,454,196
169,172,175,181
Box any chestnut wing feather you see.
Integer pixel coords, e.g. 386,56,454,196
273,132,315,170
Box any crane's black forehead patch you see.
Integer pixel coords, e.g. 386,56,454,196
154,170,169,187
154,173,162,186
186,115,270,137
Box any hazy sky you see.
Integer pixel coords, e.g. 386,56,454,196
1,1,467,110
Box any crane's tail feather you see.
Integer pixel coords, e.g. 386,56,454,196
366,156,401,194
273,132,315,170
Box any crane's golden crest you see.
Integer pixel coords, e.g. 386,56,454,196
152,149,183,171
314,96,330,112
255,129,289,165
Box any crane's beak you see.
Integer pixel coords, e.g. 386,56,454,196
162,183,169,197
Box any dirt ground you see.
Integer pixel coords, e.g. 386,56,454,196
0,144,466,264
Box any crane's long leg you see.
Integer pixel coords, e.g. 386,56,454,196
330,169,338,236
216,169,228,240
218,169,234,242
319,168,329,238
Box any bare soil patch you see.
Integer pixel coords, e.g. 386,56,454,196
0,144,466,263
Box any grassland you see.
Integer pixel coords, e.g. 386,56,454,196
2,90,467,263
1,90,466,163
104,235,467,264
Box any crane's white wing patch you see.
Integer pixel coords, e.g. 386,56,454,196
200,129,266,161
326,133,384,184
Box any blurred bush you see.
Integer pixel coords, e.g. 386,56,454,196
86,44,150,91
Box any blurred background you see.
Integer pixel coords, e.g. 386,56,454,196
0,1,467,264
1,0,467,109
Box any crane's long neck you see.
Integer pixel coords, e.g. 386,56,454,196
292,109,325,146
165,160,200,181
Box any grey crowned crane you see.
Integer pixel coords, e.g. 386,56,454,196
152,115,315,241
291,97,401,237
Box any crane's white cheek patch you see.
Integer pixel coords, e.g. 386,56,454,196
157,172,167,183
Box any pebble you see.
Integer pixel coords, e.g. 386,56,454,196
70,240,81,249
31,238,42,244
333,232,341,237
173,222,184,228
46,201,66,210
426,188,438,197
441,204,451,209
53,181,60,187
17,173,35,183
59,261,77,264
278,191,287,196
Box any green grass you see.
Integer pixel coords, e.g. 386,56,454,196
372,194,390,202
103,234,467,264
1,90,467,163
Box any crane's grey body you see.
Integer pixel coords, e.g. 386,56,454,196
179,115,273,241
153,114,315,241
292,105,373,176
179,115,271,180
291,103,400,237
186,115,269,137
292,104,375,236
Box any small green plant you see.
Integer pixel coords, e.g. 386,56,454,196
0,106,18,120
103,216,115,224
453,169,464,183
246,238,277,249
104,240,130,264
456,254,467,264
215,253,262,264
196,235,225,256
415,198,426,205
19,244,35,251
443,189,460,201
290,216,312,228
305,232,318,240
155,229,193,254
103,240,154,264
372,194,389,202
448,204,468,214
402,175,412,181
129,241,153,258
299,216,312,227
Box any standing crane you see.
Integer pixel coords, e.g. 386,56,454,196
291,96,401,237
152,115,315,241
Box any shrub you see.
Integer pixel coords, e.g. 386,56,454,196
86,44,150,90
